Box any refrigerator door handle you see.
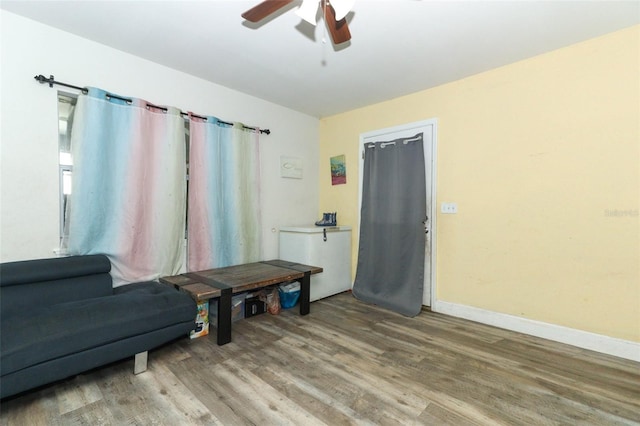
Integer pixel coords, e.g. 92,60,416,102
323,228,327,242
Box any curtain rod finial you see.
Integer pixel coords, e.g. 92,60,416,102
34,74,54,87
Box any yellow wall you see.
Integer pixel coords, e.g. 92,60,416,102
319,26,639,342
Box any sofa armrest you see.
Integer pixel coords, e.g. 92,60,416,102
0,255,113,314
0,255,111,286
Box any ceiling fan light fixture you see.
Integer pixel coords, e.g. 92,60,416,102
330,0,355,21
242,0,353,44
296,0,320,25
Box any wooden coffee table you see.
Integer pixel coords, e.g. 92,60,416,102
160,260,323,345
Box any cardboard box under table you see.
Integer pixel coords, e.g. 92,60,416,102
160,260,322,345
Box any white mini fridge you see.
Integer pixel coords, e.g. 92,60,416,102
279,226,352,302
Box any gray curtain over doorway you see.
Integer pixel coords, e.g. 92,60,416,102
352,133,426,317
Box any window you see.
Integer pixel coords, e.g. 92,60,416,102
58,93,76,243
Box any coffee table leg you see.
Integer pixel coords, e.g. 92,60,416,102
217,288,232,345
299,270,311,316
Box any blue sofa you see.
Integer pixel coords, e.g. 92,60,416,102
0,255,196,399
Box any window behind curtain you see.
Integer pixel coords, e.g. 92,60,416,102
58,93,76,247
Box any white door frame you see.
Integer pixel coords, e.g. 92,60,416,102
358,119,438,308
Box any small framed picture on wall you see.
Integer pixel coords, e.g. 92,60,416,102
330,155,346,185
280,156,303,179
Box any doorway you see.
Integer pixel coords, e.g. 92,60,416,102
358,119,437,307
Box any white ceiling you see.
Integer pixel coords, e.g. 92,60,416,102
2,0,639,118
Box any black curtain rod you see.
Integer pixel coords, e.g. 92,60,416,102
34,74,271,135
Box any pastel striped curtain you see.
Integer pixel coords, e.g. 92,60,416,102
187,116,262,270
64,87,186,286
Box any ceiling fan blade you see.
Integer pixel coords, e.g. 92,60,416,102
242,0,295,23
322,0,351,44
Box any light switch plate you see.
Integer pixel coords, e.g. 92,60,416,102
441,202,458,214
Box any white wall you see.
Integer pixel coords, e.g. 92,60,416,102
0,11,320,263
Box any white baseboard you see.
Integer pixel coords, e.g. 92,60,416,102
432,300,640,362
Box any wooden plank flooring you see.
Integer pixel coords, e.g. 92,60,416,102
1,292,639,425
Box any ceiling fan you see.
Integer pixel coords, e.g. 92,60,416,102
241,0,355,44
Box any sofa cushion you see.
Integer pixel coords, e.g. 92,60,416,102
0,255,113,315
1,281,195,376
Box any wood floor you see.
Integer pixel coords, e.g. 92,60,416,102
1,292,639,425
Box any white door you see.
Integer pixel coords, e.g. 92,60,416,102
359,119,437,306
